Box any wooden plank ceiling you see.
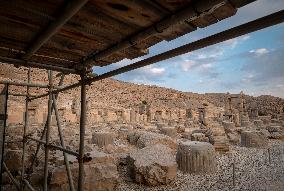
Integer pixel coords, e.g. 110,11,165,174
0,0,255,70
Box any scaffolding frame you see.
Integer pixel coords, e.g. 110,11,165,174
0,8,283,191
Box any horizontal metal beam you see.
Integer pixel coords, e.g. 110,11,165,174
0,80,64,89
27,137,79,157
0,81,49,88
87,10,284,80
7,93,35,97
22,0,88,60
0,56,77,74
29,10,284,100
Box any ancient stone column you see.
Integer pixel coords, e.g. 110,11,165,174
225,92,233,122
198,107,207,128
186,108,193,118
176,141,216,174
241,131,268,148
92,132,115,147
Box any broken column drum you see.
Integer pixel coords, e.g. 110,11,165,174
241,131,268,148
176,141,216,174
92,132,115,147
128,144,177,186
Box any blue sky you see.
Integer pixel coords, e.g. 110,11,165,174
93,0,284,98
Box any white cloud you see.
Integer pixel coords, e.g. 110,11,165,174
201,63,213,69
148,67,165,75
180,60,197,72
249,48,269,56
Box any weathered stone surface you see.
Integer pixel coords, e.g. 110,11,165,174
92,132,115,147
50,150,119,191
4,149,22,171
266,125,282,133
175,125,185,133
269,132,284,140
176,141,216,174
128,144,177,186
258,116,271,125
118,128,129,140
265,125,284,140
191,128,214,143
254,119,264,127
222,121,236,134
213,136,230,152
160,127,177,138
241,131,268,148
227,132,240,144
241,120,251,127
136,132,177,150
191,133,209,142
127,131,143,145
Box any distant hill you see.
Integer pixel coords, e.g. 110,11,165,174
1,63,283,117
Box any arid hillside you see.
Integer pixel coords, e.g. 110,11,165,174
1,63,283,117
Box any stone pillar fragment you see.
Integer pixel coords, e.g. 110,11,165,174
241,131,268,148
92,132,115,147
176,141,216,174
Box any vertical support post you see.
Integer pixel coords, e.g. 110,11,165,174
232,161,235,187
29,74,64,173
0,84,9,191
78,73,87,191
52,94,75,191
21,68,31,190
43,70,53,191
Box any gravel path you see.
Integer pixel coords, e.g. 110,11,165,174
116,140,284,191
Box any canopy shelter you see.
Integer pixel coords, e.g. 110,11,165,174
0,0,257,73
0,0,283,191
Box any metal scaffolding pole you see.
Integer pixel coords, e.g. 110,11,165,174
21,68,31,191
23,179,35,191
78,73,87,191
0,85,9,191
52,94,75,191
43,70,53,191
27,137,79,157
0,80,63,89
2,162,21,191
28,74,65,173
0,56,77,74
8,93,35,97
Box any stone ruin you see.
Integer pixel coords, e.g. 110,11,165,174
1,83,284,190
